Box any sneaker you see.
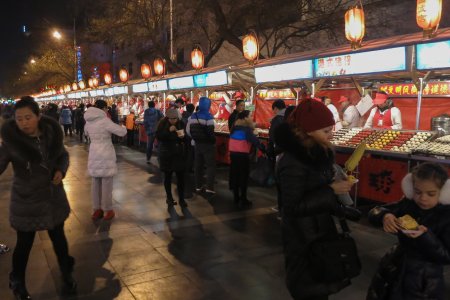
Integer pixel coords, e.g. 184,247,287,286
91,209,104,220
103,210,115,220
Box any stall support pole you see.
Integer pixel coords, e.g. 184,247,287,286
163,92,166,114
312,83,316,97
415,78,424,130
250,86,254,102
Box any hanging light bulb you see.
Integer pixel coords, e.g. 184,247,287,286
191,46,204,70
153,57,166,76
141,64,152,79
242,31,259,63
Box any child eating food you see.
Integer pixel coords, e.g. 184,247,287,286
367,162,450,300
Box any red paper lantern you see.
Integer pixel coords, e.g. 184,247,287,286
141,64,152,79
72,82,78,91
92,77,99,87
191,46,204,70
104,73,112,85
242,32,259,63
345,6,365,50
78,80,86,89
59,87,64,94
119,68,129,82
153,57,166,76
88,78,94,88
417,0,442,37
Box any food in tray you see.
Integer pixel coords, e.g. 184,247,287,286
398,214,419,230
436,135,450,143
413,141,450,156
332,129,434,153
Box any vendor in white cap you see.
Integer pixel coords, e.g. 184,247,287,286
338,96,361,129
364,91,402,130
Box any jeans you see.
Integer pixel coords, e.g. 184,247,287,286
63,124,73,136
12,223,71,282
194,143,216,191
146,133,156,161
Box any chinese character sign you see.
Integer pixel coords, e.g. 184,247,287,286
379,82,450,96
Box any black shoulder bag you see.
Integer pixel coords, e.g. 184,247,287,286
309,217,361,283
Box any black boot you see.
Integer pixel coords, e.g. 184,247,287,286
9,273,31,300
61,256,77,293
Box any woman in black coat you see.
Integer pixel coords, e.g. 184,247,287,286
275,99,356,300
367,162,450,300
0,97,76,299
156,108,187,208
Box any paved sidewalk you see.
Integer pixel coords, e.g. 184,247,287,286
0,137,448,299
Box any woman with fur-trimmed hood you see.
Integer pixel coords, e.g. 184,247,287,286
228,110,265,207
0,96,76,299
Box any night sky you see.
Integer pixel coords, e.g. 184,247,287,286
0,0,73,88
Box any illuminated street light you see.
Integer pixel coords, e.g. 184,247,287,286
30,59,36,64
52,30,62,40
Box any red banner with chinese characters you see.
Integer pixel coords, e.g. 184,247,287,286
379,82,450,96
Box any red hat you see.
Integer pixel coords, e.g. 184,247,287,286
373,92,388,105
290,99,335,133
233,91,245,100
338,96,349,103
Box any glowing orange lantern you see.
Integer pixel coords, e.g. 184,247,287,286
153,57,165,76
345,6,365,50
64,84,71,93
72,82,78,91
191,46,204,70
119,68,129,82
78,80,86,89
242,32,259,63
59,87,64,94
417,0,442,38
92,77,99,87
104,73,112,85
141,64,152,79
88,78,94,88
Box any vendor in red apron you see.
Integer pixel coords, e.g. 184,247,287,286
364,91,402,130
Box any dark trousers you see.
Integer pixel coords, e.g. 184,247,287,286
63,124,73,136
146,133,156,161
164,171,185,202
12,223,71,282
183,144,195,197
127,129,134,146
229,153,250,202
78,124,85,142
194,143,216,191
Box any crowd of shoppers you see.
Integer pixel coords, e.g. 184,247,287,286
1,95,449,300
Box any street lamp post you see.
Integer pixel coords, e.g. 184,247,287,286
52,18,80,83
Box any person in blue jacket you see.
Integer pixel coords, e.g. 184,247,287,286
143,101,163,163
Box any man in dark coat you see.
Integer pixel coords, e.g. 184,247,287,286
0,96,76,299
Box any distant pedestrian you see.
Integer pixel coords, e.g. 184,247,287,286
74,103,86,142
0,96,76,299
156,109,187,208
126,109,136,146
44,103,59,121
84,100,127,221
143,101,163,163
60,105,73,136
228,110,265,207
186,97,216,195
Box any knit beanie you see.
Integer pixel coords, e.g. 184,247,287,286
166,108,179,119
289,99,335,133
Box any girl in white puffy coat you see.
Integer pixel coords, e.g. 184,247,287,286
84,100,127,220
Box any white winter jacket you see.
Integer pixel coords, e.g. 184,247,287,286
84,107,127,177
